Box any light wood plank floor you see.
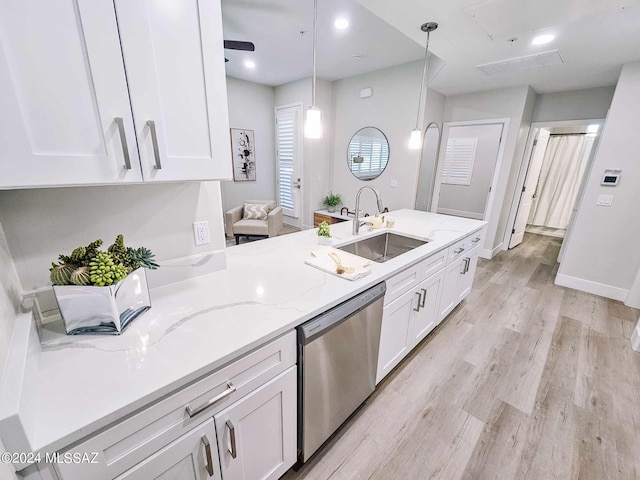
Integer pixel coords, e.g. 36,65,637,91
284,233,640,480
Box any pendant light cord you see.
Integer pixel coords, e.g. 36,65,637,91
414,30,431,129
312,0,318,107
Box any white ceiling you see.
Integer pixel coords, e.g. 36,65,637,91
222,0,640,95
221,0,426,86
355,0,640,95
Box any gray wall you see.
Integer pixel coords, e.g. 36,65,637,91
437,123,504,219
558,61,640,303
443,86,535,255
532,86,615,123
222,77,276,212
330,60,446,216
0,182,226,291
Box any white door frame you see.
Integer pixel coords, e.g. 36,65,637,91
274,102,304,228
431,118,510,228
502,118,605,252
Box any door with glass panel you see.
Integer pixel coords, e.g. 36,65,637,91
275,104,303,228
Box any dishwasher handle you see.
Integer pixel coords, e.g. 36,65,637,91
298,282,386,344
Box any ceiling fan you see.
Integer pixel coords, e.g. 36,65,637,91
224,40,255,62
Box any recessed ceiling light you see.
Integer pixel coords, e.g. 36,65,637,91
531,34,555,45
244,60,256,69
334,18,349,30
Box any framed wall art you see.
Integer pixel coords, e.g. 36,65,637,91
230,128,256,181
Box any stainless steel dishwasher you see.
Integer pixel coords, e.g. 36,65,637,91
297,282,386,463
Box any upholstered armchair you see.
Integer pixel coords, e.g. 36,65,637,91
224,200,283,245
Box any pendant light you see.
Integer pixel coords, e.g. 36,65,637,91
409,22,438,150
304,0,323,139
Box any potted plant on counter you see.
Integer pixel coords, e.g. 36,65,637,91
321,192,343,213
49,235,159,335
317,221,333,245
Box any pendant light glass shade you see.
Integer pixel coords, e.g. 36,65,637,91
304,107,323,139
408,128,422,150
305,0,323,139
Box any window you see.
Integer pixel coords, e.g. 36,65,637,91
441,137,477,185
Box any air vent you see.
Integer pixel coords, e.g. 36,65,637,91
477,50,564,76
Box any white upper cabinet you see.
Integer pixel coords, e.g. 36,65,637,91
0,0,141,187
115,0,231,182
0,0,231,189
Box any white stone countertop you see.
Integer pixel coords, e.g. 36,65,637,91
0,210,485,462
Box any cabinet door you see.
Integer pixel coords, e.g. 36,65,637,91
0,0,142,188
457,249,479,303
115,0,232,182
117,419,221,480
410,270,445,347
214,367,296,480
438,258,464,322
376,290,416,384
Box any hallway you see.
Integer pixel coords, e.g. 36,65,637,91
285,233,640,480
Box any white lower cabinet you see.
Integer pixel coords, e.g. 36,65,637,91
53,333,297,480
376,230,484,384
439,247,479,322
117,419,220,480
376,270,445,384
214,367,297,480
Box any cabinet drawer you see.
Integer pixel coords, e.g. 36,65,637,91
467,229,484,250
421,250,446,280
447,238,468,264
56,331,296,480
384,261,423,306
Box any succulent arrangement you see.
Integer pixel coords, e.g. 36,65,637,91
317,221,332,239
50,235,159,287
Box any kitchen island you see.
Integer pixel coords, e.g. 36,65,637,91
0,210,485,478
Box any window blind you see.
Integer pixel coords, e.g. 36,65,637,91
441,137,477,185
276,111,295,211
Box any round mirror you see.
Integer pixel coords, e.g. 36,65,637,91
347,127,390,181
415,122,441,211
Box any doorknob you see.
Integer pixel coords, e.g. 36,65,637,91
291,177,301,189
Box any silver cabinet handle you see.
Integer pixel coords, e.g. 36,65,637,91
420,288,427,308
186,381,236,418
226,420,237,459
454,247,465,254
461,257,470,274
471,237,481,244
413,292,421,312
114,117,131,170
146,120,162,169
201,435,214,477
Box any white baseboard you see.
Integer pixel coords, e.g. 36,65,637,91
436,208,484,220
479,242,503,260
554,273,628,301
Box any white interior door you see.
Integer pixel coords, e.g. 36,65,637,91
114,0,231,182
0,0,141,188
275,105,303,228
509,128,551,248
433,122,504,220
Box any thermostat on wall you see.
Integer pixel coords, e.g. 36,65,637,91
601,169,621,186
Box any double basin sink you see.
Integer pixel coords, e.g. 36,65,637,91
337,232,429,263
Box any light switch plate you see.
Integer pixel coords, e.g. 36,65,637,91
390,180,398,188
596,195,614,206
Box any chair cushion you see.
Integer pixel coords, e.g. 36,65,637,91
243,202,273,220
233,219,269,235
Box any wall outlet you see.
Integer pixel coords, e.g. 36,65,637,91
390,179,398,188
193,221,210,245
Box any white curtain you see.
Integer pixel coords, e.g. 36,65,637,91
528,135,594,229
